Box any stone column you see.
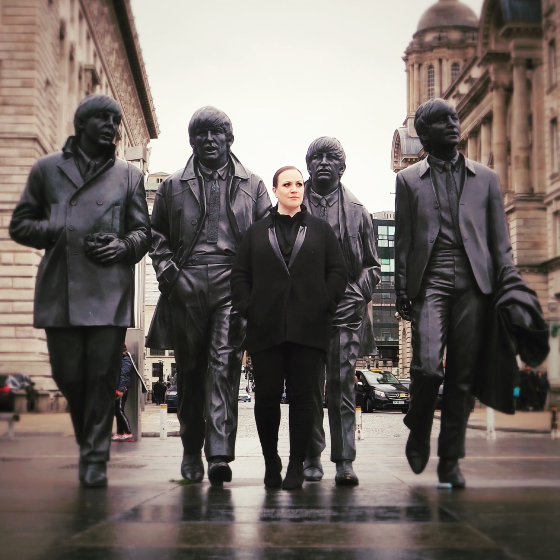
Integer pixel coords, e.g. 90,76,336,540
512,58,532,194
414,63,420,110
435,60,441,97
480,118,492,167
442,59,450,93
531,60,546,194
467,130,478,161
491,83,509,192
406,65,411,114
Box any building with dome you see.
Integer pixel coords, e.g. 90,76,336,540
392,0,560,408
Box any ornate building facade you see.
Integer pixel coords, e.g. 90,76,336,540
0,0,159,388
392,0,560,407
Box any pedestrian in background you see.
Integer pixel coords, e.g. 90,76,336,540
112,345,133,442
536,371,550,411
231,166,347,490
153,380,162,405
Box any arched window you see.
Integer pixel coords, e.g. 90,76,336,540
427,65,435,99
451,62,460,82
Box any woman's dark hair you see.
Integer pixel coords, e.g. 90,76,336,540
414,98,458,152
272,166,303,188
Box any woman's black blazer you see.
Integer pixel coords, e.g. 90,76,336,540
231,211,348,355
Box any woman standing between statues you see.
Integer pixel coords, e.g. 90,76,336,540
231,166,347,489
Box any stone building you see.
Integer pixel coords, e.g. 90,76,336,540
144,171,175,389
370,212,399,374
391,0,560,406
0,0,159,389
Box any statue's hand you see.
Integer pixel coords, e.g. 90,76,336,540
396,295,412,322
86,234,128,265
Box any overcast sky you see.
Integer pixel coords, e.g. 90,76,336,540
131,0,483,214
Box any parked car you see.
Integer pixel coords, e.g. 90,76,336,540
398,378,411,391
356,369,410,413
435,383,444,410
0,374,33,411
165,385,178,412
238,388,251,403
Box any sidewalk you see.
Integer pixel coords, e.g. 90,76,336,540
435,409,552,434
1,409,559,559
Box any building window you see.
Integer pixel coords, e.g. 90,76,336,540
554,212,560,257
427,65,435,99
377,225,395,248
150,348,165,356
552,118,559,174
380,258,395,273
549,40,557,87
451,62,460,82
152,363,163,378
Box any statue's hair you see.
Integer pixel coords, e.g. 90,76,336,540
188,106,234,145
272,166,303,188
414,98,458,152
73,94,122,136
305,136,346,167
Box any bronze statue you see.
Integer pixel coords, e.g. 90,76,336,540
147,106,271,486
303,137,380,486
9,94,151,487
395,98,515,487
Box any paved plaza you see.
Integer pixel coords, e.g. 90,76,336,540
0,405,559,560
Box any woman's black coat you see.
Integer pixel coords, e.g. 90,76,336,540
231,211,348,355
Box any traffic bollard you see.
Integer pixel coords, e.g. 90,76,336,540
551,406,558,440
160,404,167,440
356,406,363,440
486,406,496,440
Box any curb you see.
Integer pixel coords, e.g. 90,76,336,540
434,414,550,435
142,431,180,437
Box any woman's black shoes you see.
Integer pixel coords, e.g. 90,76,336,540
264,454,283,488
281,461,304,490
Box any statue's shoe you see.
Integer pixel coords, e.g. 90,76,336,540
437,458,466,489
303,455,324,482
81,462,107,488
208,461,232,487
181,453,204,483
334,460,359,486
405,433,430,475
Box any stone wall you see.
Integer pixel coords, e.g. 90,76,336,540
0,0,157,388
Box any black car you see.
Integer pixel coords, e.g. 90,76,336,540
165,385,178,412
356,369,410,413
398,378,411,392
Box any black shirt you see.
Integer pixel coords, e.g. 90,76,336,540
270,204,307,265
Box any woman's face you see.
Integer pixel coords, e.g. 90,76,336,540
273,169,304,213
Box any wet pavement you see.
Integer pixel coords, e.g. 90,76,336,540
1,412,559,559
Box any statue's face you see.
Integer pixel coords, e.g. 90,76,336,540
425,110,460,151
307,150,345,184
192,125,232,167
79,110,121,148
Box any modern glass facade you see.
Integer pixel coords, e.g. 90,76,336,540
371,212,399,370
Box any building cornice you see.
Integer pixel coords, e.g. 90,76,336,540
112,0,160,139
500,22,543,40
81,0,159,144
455,71,491,118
